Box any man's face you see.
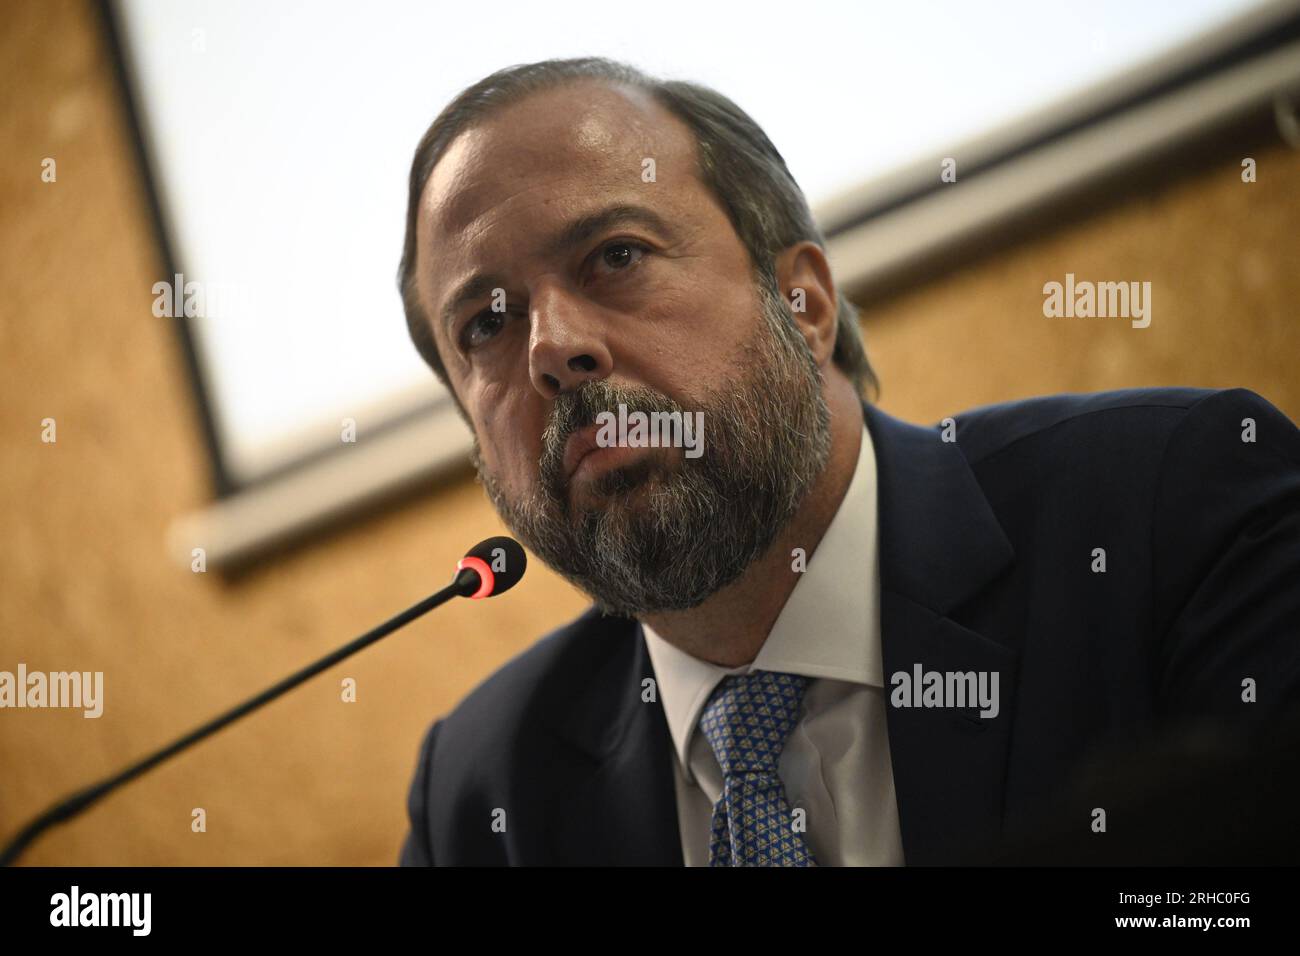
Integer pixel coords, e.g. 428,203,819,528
414,81,831,614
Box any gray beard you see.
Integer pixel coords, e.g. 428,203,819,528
472,279,832,617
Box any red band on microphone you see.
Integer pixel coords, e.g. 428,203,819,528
456,556,495,599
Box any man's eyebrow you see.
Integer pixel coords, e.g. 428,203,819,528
542,203,674,260
439,204,675,334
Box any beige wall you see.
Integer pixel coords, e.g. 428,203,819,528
861,139,1300,424
2,1,1296,865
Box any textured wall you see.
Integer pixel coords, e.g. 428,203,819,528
861,138,1300,424
1,0,1296,865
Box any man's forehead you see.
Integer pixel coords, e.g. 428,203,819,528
419,81,699,243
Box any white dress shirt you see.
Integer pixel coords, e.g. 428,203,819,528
641,422,904,866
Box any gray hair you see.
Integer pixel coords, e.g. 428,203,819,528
397,56,879,412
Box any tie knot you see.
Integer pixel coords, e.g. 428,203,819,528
698,670,810,776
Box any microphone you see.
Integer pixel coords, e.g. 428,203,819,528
452,535,527,598
0,536,527,866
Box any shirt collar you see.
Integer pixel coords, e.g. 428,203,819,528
641,420,882,779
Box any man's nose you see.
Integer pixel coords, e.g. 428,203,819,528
527,282,612,398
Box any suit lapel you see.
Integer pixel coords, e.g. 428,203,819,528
864,401,1019,864
543,613,683,865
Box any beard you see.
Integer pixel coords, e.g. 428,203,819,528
471,276,832,617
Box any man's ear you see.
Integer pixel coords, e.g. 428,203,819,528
772,241,838,368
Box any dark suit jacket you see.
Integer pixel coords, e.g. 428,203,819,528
398,387,1300,865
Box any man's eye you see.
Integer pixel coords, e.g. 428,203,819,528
462,310,506,350
594,240,645,275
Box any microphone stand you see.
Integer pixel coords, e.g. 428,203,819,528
0,568,480,866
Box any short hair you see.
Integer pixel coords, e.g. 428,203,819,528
398,56,879,414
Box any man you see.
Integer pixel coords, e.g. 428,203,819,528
395,58,1300,866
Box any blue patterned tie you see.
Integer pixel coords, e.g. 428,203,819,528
698,670,817,867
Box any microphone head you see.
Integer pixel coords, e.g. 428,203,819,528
454,536,527,598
